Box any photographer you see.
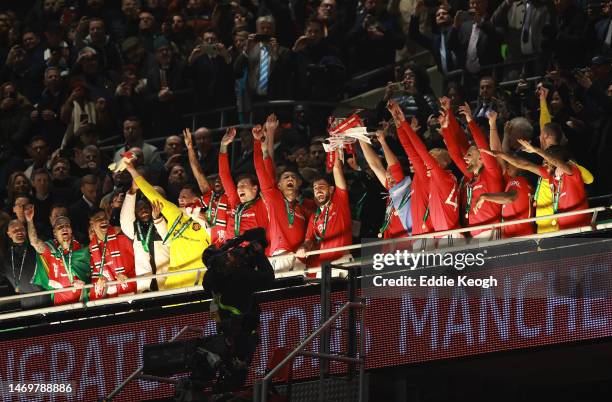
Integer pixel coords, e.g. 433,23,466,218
201,227,274,392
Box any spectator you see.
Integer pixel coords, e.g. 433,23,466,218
2,219,49,309
192,127,218,175
1,43,45,103
188,29,234,111
592,0,612,56
491,0,549,65
11,193,32,224
75,18,122,73
6,171,31,210
116,0,142,42
137,11,158,52
121,36,156,77
233,15,293,116
31,67,67,149
165,13,195,58
0,82,32,155
49,157,79,204
409,2,459,76
545,0,588,68
144,36,193,138
68,174,100,243
114,116,161,165
31,168,55,237
24,136,50,180
347,0,404,75
293,18,346,101
380,64,437,126
448,0,502,76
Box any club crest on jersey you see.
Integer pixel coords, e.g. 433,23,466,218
192,223,201,231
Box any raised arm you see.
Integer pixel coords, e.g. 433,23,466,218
218,127,239,208
538,85,552,131
263,113,279,169
125,160,181,220
438,100,471,178
184,128,211,195
395,118,427,177
459,103,501,177
25,205,47,254
517,138,573,175
480,149,542,176
333,150,347,190
252,125,276,191
119,181,138,239
487,110,502,152
357,139,387,187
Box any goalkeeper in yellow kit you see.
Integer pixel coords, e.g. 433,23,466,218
124,160,211,289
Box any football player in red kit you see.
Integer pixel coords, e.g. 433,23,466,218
388,101,460,236
474,110,534,238
218,127,270,253
184,128,228,247
443,103,503,239
252,117,316,271
296,151,352,268
485,141,590,231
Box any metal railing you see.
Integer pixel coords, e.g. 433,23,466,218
1,204,610,313
103,325,204,401
252,300,366,402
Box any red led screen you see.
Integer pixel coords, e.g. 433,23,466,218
1,247,611,401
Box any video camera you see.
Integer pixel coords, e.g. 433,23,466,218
202,227,268,278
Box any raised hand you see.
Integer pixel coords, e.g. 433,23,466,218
486,109,497,122
457,102,473,122
439,96,451,112
263,113,279,136
252,124,265,141
517,139,537,153
387,100,405,124
479,148,498,157
152,200,163,220
537,84,549,101
220,127,237,147
410,117,421,132
24,204,35,222
183,128,194,149
438,109,449,129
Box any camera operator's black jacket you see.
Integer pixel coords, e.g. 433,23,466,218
203,249,274,328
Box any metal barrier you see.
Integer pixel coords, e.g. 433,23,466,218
1,205,610,311
103,325,204,401
252,300,366,402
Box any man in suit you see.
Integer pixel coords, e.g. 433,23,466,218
409,1,459,75
448,0,503,75
68,174,100,244
592,0,612,56
491,0,550,62
144,36,193,138
233,15,293,119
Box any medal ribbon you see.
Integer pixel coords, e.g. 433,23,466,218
284,197,295,225
206,192,220,226
162,214,193,244
136,221,153,253
234,197,258,236
465,182,474,219
379,191,410,236
314,204,331,242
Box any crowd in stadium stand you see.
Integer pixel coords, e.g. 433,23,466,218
0,0,611,309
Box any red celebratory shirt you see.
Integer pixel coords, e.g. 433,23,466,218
89,228,136,300
305,188,352,267
538,164,589,229
501,175,535,238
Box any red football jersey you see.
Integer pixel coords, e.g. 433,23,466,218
201,191,229,247
501,175,535,238
219,152,271,253
305,188,352,267
539,164,590,229
40,240,85,305
254,141,312,253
